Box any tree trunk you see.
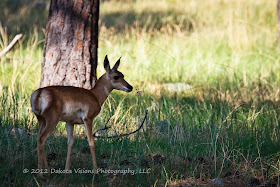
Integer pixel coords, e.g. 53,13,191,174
40,0,99,89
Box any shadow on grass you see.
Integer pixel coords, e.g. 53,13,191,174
0,0,49,38
0,0,198,40
100,10,198,32
1,88,280,185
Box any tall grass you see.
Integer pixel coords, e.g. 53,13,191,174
1,0,280,186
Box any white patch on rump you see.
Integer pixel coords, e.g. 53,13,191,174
39,90,51,114
31,91,39,115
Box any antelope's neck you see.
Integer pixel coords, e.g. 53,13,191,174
91,74,113,106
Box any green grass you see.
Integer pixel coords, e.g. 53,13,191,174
1,0,280,186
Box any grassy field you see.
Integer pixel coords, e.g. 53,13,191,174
1,0,280,186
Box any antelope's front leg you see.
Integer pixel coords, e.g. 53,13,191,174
83,118,98,171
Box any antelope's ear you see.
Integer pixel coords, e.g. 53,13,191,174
112,56,121,70
104,55,110,72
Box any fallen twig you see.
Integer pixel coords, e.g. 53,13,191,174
93,110,148,138
92,117,112,136
0,34,23,58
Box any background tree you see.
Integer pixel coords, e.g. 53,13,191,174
40,0,99,89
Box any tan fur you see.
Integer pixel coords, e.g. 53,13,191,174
31,56,133,177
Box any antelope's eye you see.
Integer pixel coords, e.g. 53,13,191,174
113,76,119,80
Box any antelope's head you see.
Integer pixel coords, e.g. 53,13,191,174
103,55,133,92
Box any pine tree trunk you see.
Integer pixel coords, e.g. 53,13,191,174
40,0,99,89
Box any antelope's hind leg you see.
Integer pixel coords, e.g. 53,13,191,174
65,122,74,170
36,115,46,171
37,113,60,177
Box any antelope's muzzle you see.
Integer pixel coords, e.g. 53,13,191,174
125,85,133,92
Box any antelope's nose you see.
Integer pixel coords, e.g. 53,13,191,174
126,85,133,92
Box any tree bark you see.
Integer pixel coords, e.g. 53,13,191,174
40,0,99,89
